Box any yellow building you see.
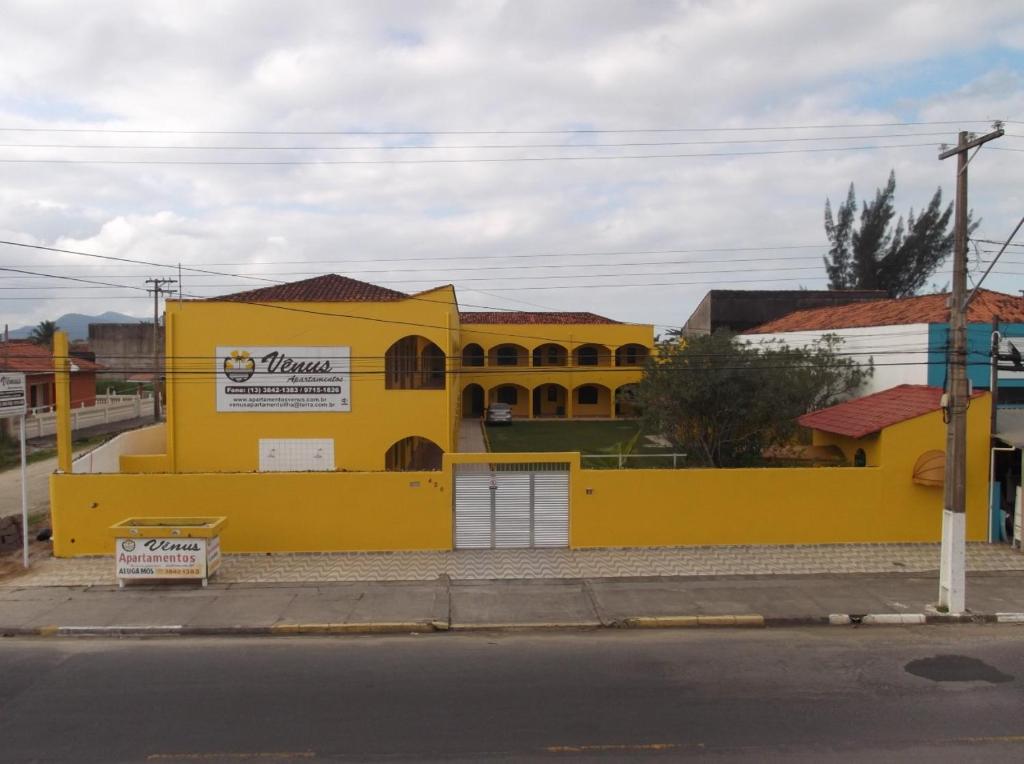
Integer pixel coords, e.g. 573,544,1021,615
77,274,654,476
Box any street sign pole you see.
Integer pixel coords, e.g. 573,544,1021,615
20,413,28,569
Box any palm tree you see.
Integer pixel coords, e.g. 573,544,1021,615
28,320,59,348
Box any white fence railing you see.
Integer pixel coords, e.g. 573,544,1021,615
581,453,688,469
25,394,155,438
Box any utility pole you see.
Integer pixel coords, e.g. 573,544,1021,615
145,278,177,422
937,126,1003,613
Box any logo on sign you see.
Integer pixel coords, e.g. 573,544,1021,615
121,539,136,552
223,350,256,382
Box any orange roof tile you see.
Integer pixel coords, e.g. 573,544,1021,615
459,311,619,325
747,289,1024,333
797,384,981,438
203,274,410,303
0,341,102,373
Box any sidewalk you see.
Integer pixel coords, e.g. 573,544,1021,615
2,572,1024,636
2,544,1024,635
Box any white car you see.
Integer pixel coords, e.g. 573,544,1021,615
485,402,513,425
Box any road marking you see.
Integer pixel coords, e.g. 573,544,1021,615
147,753,315,760
545,742,698,753
951,735,1024,744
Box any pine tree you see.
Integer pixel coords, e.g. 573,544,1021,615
823,171,966,297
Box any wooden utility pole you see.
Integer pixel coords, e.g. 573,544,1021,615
937,127,1003,613
145,278,177,422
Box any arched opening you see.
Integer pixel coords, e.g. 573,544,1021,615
384,436,444,471
615,384,642,417
615,344,649,367
489,343,528,367
532,343,568,367
462,383,485,418
574,344,610,367
461,343,484,367
854,448,867,467
489,384,529,417
385,336,446,390
532,383,568,417
574,383,611,417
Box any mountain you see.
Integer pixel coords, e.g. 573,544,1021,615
5,311,146,342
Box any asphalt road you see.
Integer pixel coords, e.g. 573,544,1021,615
1,627,1023,762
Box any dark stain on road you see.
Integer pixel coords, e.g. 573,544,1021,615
905,654,1014,683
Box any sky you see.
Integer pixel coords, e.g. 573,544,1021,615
1,0,1022,334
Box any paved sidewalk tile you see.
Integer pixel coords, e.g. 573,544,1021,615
5,543,1024,589
451,580,600,626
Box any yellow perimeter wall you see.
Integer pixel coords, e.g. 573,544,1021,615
51,471,451,556
51,396,992,555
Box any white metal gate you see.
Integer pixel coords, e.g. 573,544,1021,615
453,464,569,549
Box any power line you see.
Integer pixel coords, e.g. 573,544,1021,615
0,130,972,151
0,141,946,165
0,119,1000,135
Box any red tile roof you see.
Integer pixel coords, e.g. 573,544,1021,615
205,274,410,303
747,289,1024,333
797,384,981,438
459,311,619,325
0,342,102,373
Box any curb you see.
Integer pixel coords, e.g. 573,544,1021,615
3,613,1024,638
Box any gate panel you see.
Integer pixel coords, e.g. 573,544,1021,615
532,472,570,547
494,473,531,548
454,472,494,549
454,464,569,549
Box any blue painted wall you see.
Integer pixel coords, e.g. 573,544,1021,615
927,322,1024,390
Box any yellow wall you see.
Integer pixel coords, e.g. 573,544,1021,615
51,470,451,555
572,395,992,547
163,287,459,472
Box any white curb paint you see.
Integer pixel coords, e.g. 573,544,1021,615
828,614,851,625
862,614,926,625
57,625,184,635
995,613,1024,623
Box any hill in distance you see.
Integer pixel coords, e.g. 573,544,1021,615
6,311,146,342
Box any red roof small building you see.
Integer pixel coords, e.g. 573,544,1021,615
748,289,1024,334
798,384,981,439
0,341,101,410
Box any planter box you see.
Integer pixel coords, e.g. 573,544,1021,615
110,517,227,588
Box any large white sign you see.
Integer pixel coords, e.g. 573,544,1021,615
216,346,351,412
0,373,27,419
115,537,220,580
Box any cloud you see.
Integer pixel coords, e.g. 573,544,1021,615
0,0,1022,330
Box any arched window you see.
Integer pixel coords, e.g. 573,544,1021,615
496,345,520,366
577,385,599,405
384,436,443,471
576,346,598,366
532,343,568,367
496,385,519,405
615,344,648,367
385,336,446,390
854,448,867,467
462,343,484,367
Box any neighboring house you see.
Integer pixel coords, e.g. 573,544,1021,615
742,289,1024,402
89,322,162,382
0,340,101,410
681,289,886,337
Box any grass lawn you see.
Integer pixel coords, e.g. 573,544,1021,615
485,420,648,455
0,433,111,473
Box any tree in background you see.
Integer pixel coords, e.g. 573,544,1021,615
637,331,871,467
824,170,969,297
28,320,59,348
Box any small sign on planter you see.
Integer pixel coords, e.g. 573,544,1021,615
110,517,227,588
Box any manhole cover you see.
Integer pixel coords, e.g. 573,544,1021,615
905,655,1014,683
